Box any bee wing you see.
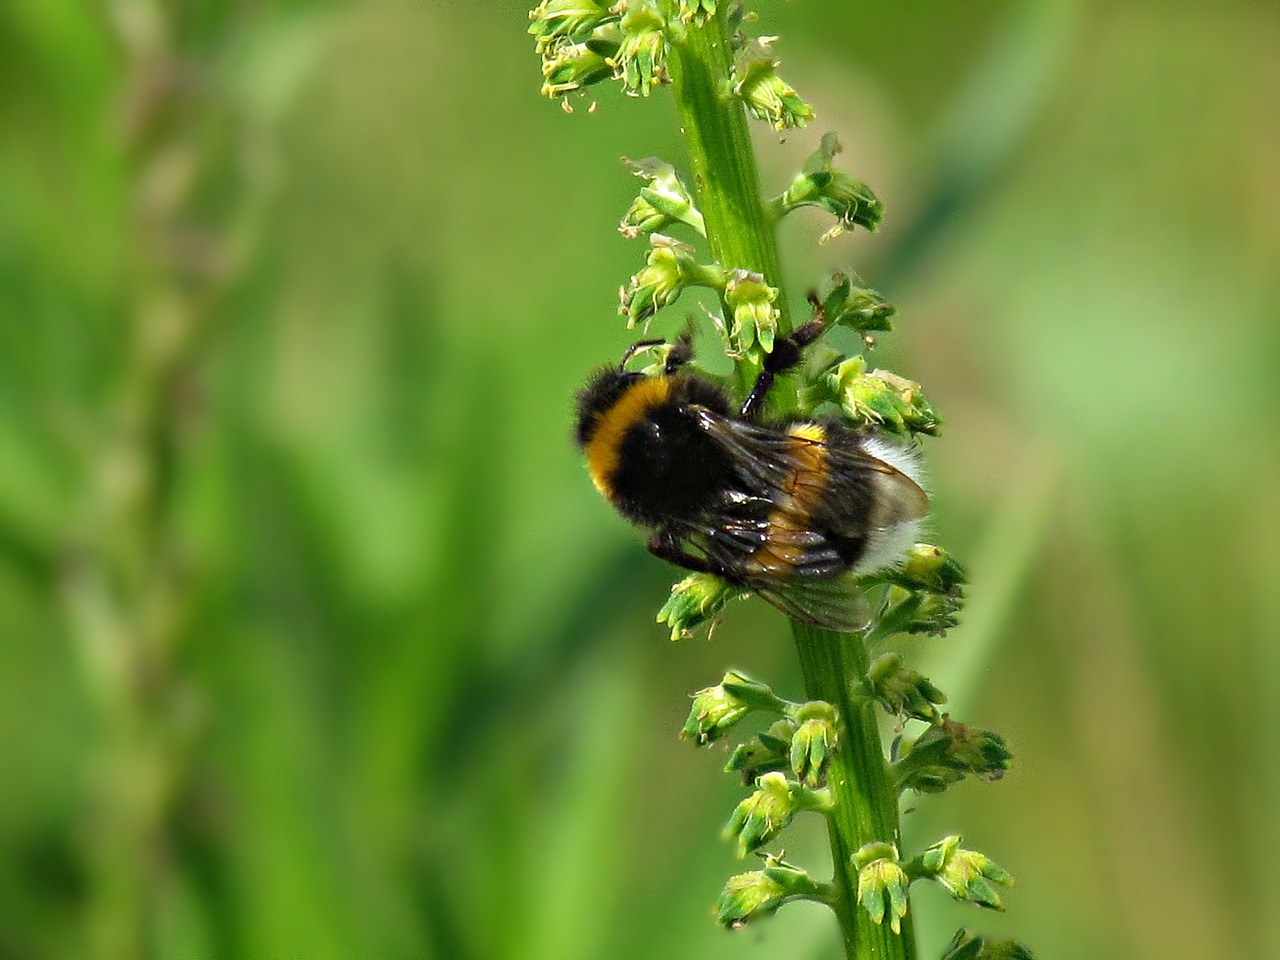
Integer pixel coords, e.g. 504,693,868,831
751,575,874,632
681,512,851,578
666,512,873,629
675,409,928,631
816,436,929,536
689,407,928,535
687,408,803,493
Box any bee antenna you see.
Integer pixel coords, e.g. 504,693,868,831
618,338,666,371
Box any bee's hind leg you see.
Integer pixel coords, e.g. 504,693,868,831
739,293,826,420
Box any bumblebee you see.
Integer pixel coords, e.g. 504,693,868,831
574,315,928,630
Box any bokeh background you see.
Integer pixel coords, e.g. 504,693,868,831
2,0,1277,958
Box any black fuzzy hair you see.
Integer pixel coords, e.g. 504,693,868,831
574,368,642,448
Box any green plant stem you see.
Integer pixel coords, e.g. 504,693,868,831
66,9,235,956
664,7,916,958
794,622,917,960
664,5,791,397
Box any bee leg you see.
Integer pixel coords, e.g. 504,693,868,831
739,295,827,420
646,530,729,578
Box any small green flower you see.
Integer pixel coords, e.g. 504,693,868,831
732,37,814,130
724,771,832,857
677,0,717,23
681,677,748,745
827,356,942,436
942,929,1038,960
718,669,792,711
725,719,795,783
817,269,896,335
610,2,668,97
867,652,947,723
854,842,910,935
893,719,1012,795
863,585,964,643
861,546,966,641
887,543,968,595
681,669,788,745
908,592,964,636
540,39,615,98
934,719,1011,781
724,269,780,353
776,134,883,239
528,0,616,51
619,233,723,327
619,157,705,238
656,571,740,639
715,853,828,928
789,701,838,786
917,836,1014,911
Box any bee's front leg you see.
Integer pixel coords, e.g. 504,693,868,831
739,295,827,420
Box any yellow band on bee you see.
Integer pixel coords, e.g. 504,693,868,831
585,377,673,499
747,422,829,573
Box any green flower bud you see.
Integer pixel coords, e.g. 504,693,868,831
619,233,723,327
862,547,966,642
777,134,883,238
715,853,827,928
677,0,717,24
827,356,942,436
540,39,615,98
657,571,740,639
918,836,1014,910
719,669,792,712
912,592,964,635
867,652,947,723
893,719,1012,795
942,929,1038,960
724,771,832,857
863,584,964,642
528,0,616,51
610,2,668,97
725,719,795,783
817,269,895,334
681,678,747,746
681,669,787,745
619,157,705,239
938,719,1011,780
732,38,814,130
724,269,780,353
789,701,838,786
854,843,910,935
852,840,899,869
888,543,967,595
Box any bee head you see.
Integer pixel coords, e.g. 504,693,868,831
575,367,645,448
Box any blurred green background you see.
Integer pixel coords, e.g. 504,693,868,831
2,1,1277,958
